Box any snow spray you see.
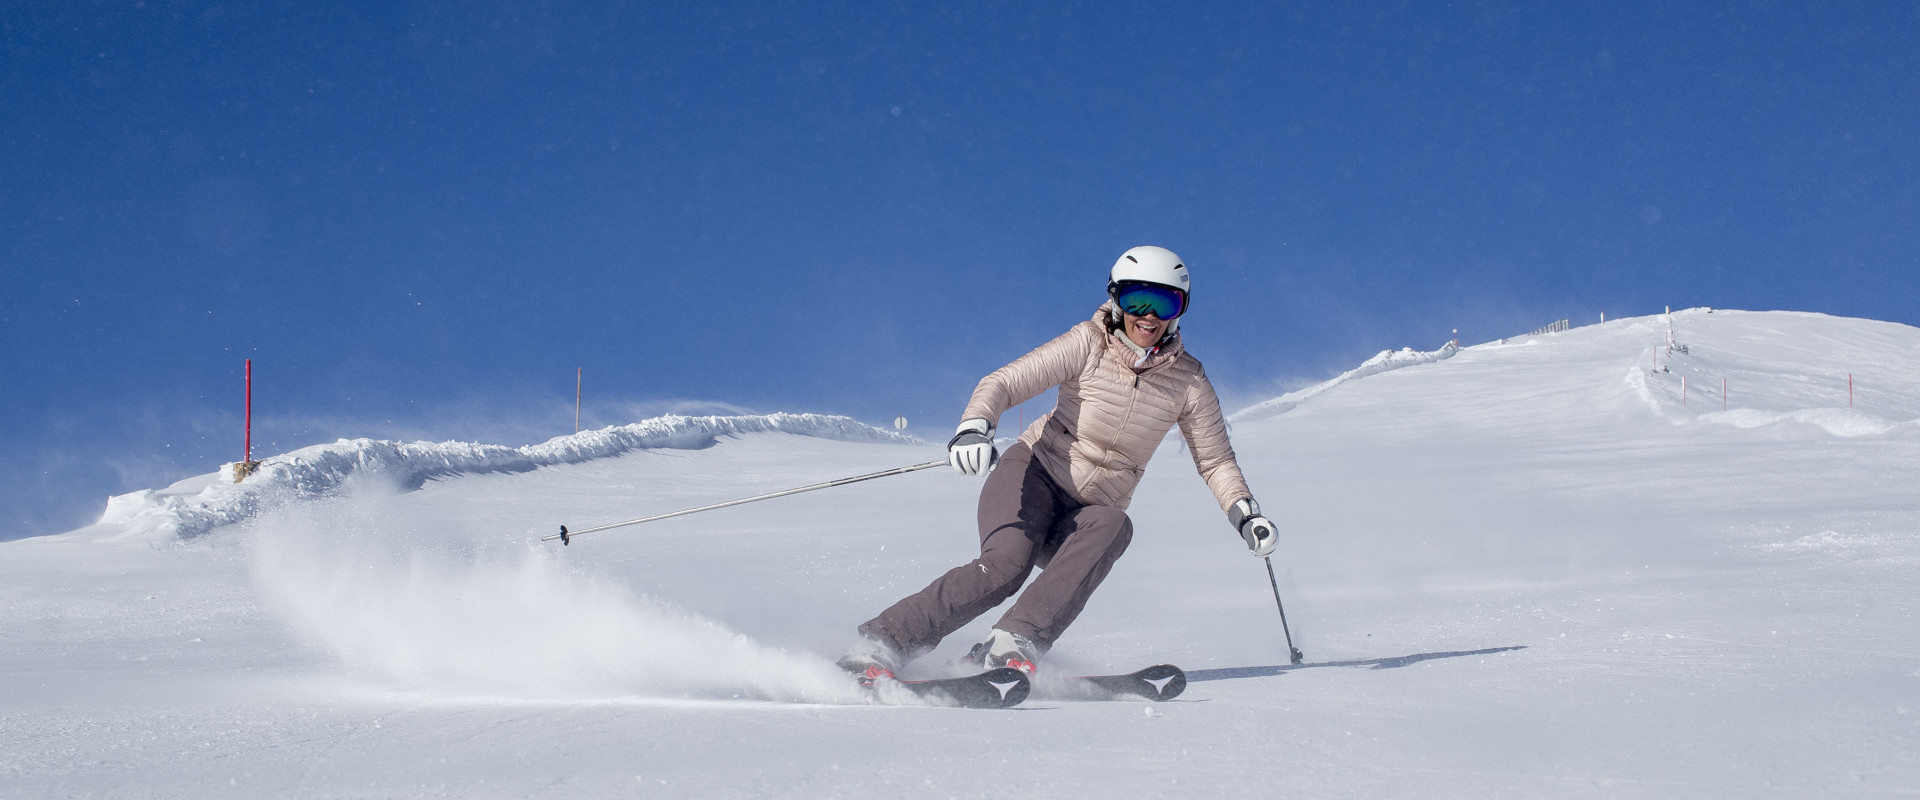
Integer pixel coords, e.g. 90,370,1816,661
248,483,861,703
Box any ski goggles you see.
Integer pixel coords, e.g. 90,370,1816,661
1110,280,1188,320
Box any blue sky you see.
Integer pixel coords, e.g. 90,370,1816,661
4,2,1917,538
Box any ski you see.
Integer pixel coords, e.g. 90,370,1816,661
1043,663,1186,702
860,667,1032,709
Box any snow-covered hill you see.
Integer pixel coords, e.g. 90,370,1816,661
3,309,1917,798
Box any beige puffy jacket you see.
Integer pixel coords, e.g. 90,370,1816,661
961,302,1252,512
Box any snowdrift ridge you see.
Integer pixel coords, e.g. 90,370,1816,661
99,412,914,540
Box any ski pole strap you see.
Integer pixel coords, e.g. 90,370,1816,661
544,458,948,544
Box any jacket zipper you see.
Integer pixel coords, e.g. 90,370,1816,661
1102,356,1144,472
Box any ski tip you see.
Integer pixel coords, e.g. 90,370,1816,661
1050,664,1187,702
865,667,1031,709
1135,664,1187,701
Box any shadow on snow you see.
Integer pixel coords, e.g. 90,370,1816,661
1187,645,1527,683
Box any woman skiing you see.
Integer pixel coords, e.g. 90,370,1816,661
841,245,1278,681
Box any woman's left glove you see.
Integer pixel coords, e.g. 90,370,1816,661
1228,498,1278,557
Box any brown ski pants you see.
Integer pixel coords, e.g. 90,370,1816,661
858,442,1134,659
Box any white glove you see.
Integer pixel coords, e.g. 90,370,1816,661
1229,498,1278,557
946,418,998,476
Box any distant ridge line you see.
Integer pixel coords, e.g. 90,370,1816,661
1232,341,1462,423
1233,316,1581,424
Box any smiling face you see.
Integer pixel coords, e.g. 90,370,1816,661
1120,309,1166,349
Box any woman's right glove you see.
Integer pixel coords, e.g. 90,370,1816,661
1229,498,1278,557
947,418,998,476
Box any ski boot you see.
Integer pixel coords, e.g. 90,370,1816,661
836,636,903,689
961,628,1041,676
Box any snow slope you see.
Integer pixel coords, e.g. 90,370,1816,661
3,309,1917,798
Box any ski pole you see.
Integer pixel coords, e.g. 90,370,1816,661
544,459,948,545
1264,555,1305,665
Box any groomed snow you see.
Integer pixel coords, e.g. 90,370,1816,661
3,309,1917,798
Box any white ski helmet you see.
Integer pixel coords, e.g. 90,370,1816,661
1108,245,1190,294
1108,244,1191,335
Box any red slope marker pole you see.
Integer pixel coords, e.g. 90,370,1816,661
575,367,582,434
245,358,253,463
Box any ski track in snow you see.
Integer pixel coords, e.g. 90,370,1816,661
5,309,1920,798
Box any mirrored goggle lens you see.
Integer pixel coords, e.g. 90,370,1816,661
1114,282,1186,319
